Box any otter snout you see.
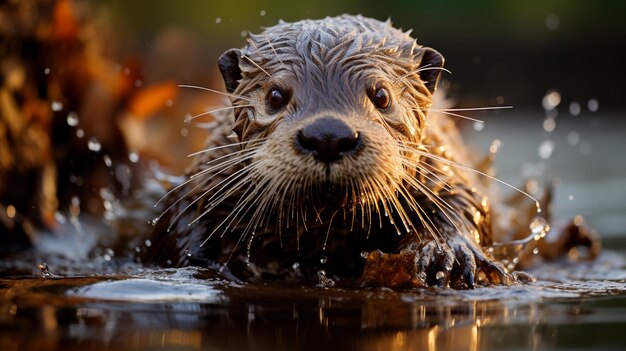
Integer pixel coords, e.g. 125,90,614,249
296,117,360,163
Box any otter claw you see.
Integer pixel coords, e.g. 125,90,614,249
455,243,477,289
413,239,516,289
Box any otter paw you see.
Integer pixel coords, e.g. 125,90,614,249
414,239,516,289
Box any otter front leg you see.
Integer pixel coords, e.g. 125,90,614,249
360,233,514,289
412,234,516,289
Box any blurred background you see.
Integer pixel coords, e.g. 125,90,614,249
105,0,626,109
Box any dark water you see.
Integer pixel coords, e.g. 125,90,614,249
1,237,625,351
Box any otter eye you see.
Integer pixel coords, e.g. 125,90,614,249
372,87,391,110
267,88,286,112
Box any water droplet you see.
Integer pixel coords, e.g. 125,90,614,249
473,121,484,131
489,139,501,154
569,102,581,116
320,255,328,264
134,79,142,88
185,249,192,257
128,151,139,163
542,89,561,111
587,98,599,112
144,239,152,247
292,262,300,270
38,263,52,277
103,254,111,261
165,99,173,107
54,212,67,224
69,196,80,217
529,217,548,235
435,271,445,280
87,137,102,152
181,128,189,137
51,101,63,112
568,194,574,201
538,140,555,159
66,112,79,126
532,248,540,255
417,272,427,282
103,154,112,167
545,14,559,31
215,17,221,24
44,67,50,75
360,251,369,259
76,128,84,138
567,131,580,145
260,10,266,16
149,217,160,226
543,117,556,132
135,246,141,253
5,205,16,219
240,30,248,37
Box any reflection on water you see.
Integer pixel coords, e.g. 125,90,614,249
1,250,625,351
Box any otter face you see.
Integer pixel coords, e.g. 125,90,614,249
217,15,444,232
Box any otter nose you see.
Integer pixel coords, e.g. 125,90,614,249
296,117,360,163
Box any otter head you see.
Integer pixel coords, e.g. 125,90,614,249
217,15,444,232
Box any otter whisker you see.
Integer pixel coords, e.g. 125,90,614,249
178,84,253,102
216,185,268,263
264,34,285,66
392,64,452,84
168,164,256,231
156,147,259,207
410,179,466,237
188,138,266,157
424,109,484,124
240,54,272,78
185,105,254,123
394,181,442,240
323,210,339,250
223,183,268,238
398,154,453,192
200,181,261,246
432,106,513,112
200,160,265,212
416,151,541,211
229,185,273,244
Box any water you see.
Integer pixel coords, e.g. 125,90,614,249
1,231,625,351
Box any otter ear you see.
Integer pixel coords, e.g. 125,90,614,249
218,48,242,93
418,47,445,94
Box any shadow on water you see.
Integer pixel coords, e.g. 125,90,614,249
1,243,625,351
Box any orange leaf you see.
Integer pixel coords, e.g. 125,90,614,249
52,0,79,40
127,81,179,120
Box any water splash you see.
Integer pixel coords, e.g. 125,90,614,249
38,263,52,278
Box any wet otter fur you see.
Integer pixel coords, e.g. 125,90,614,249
147,15,599,289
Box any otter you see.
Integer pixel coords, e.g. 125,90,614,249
146,15,599,289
